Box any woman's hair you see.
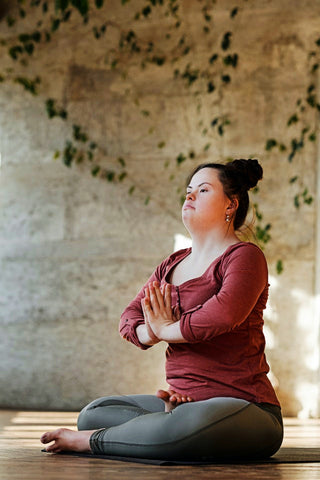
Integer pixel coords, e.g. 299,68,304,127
187,159,263,230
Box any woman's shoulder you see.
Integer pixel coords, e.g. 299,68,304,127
221,241,267,269
164,247,191,266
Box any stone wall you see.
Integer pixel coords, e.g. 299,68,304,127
0,0,319,416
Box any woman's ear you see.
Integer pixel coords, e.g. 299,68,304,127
226,197,239,214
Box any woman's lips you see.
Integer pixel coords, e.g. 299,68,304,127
183,203,195,210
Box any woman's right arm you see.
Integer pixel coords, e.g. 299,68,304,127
119,267,163,349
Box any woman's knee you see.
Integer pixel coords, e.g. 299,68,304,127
77,395,154,431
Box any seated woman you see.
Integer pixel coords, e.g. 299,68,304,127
41,158,283,462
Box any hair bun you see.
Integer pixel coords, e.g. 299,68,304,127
227,158,263,191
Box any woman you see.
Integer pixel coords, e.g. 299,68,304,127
41,159,283,461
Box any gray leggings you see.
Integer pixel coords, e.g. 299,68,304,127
77,395,283,461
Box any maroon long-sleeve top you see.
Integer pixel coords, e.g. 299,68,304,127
119,242,280,406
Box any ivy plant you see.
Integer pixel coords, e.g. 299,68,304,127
1,0,317,274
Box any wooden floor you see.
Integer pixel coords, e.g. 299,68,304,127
0,410,320,479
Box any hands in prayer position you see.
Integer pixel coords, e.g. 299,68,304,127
141,281,181,341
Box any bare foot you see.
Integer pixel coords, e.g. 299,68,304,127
40,428,95,454
157,389,194,412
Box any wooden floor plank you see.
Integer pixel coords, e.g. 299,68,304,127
0,410,319,480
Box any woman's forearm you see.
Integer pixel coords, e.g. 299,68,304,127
156,321,187,343
136,322,187,345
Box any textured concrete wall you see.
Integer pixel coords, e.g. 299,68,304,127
0,0,319,415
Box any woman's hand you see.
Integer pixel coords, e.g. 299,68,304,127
141,281,180,340
156,389,194,413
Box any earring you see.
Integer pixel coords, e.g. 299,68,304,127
225,214,231,223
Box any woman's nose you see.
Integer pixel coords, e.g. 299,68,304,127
186,192,194,200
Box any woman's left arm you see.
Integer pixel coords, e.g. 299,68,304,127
180,244,268,343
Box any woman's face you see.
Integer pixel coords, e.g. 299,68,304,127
182,168,231,233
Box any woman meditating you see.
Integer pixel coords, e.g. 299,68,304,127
41,159,283,461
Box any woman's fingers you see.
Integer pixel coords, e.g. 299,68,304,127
163,283,172,312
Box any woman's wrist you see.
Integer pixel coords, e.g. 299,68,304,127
136,324,160,346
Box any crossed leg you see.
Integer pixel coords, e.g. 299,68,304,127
41,390,191,453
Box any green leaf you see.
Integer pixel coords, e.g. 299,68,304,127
62,9,72,21
45,98,56,118
176,153,186,165
309,132,316,142
32,31,41,42
287,114,298,126
302,189,313,205
141,110,150,117
51,18,61,32
230,7,238,18
72,125,88,142
118,172,127,182
221,74,231,83
151,56,166,66
53,151,60,159
118,157,126,167
289,176,298,184
142,5,151,16
63,141,75,167
6,16,16,27
71,0,89,17
157,141,166,149
207,81,215,93
221,32,232,50
204,143,211,151
9,46,24,60
265,139,277,151
95,0,104,7
19,34,31,43
91,166,101,176
223,53,238,67
255,223,271,244
55,0,69,12
144,195,150,205
105,170,115,182
209,53,218,64
128,185,135,195
294,195,300,208
276,260,283,274
307,94,316,107
14,76,40,95
24,43,34,56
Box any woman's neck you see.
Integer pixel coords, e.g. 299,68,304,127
189,229,240,261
